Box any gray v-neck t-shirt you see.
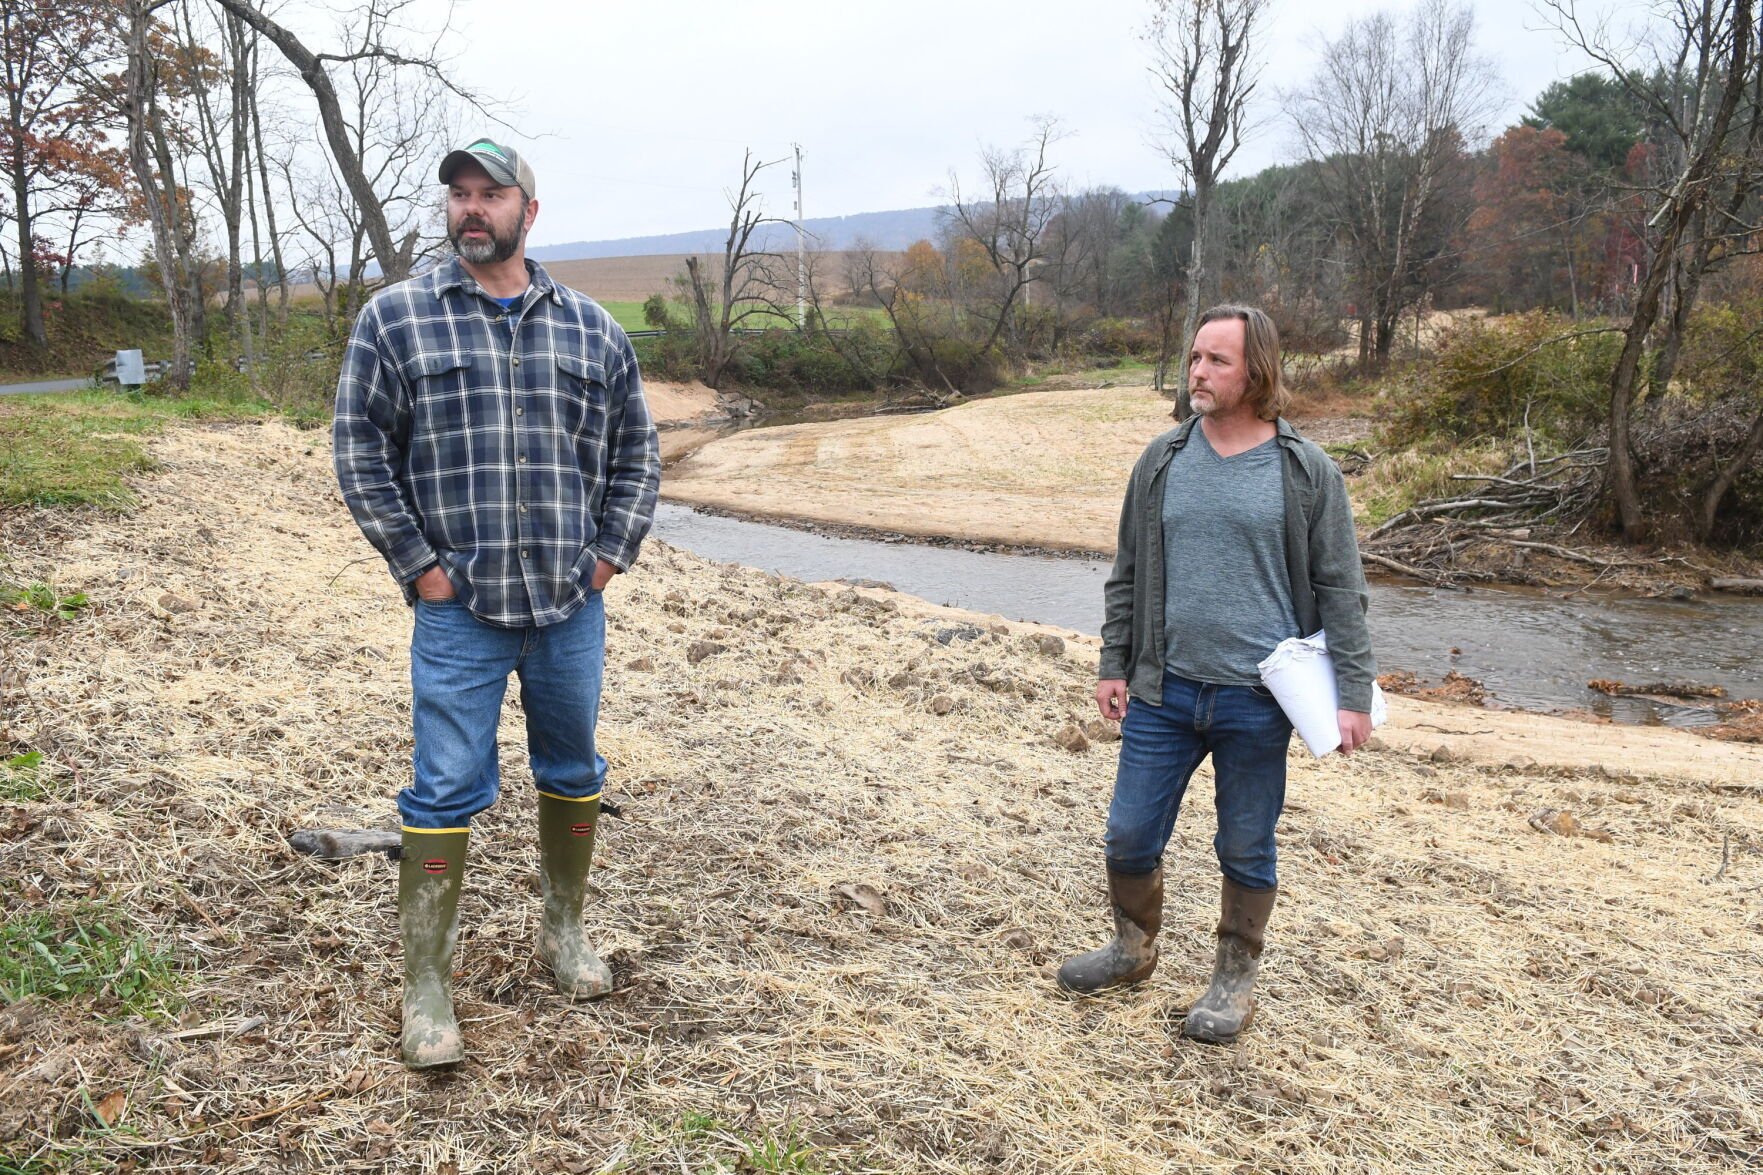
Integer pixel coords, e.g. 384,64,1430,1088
1161,426,1301,685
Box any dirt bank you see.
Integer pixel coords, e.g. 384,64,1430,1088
1,421,1759,1173
664,386,1169,554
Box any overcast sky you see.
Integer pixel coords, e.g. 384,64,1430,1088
425,0,1629,248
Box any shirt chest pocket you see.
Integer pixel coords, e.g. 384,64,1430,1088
408,352,478,435
553,353,608,437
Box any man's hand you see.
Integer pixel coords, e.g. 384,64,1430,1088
590,558,617,592
1337,709,1372,755
414,565,455,601
1096,678,1129,723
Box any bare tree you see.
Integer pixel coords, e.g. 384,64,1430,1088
120,0,205,387
1146,0,1265,412
681,149,792,390
1543,0,1759,538
209,0,474,286
941,117,1064,357
1291,0,1499,369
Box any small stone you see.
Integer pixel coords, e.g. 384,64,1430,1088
1442,792,1470,810
988,623,1010,635
157,592,198,614
686,640,725,665
839,667,877,688
625,657,655,672
1430,744,1457,763
929,695,955,716
1052,724,1090,753
1361,735,1386,752
1081,718,1122,744
1022,633,1065,657
1506,754,1537,771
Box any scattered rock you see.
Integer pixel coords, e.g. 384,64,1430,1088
1527,808,1613,843
1442,792,1471,810
1052,724,1090,753
839,667,877,689
686,640,725,665
1081,718,1122,744
1430,744,1457,763
934,625,985,646
833,882,886,916
1505,754,1537,771
156,592,198,614
1361,735,1386,752
1021,633,1066,657
625,657,655,672
929,694,955,716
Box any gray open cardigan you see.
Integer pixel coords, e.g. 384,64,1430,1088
1097,416,1377,712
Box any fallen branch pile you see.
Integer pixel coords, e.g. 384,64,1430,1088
1357,445,1676,584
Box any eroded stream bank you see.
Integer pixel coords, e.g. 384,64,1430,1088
650,502,1763,726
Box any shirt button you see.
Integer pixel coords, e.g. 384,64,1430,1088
515,407,524,416
519,503,528,513
518,454,527,463
520,550,529,559
511,357,521,367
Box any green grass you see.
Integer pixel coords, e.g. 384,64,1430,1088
0,906,181,1017
0,752,49,802
597,300,890,336
0,385,272,509
641,1113,830,1174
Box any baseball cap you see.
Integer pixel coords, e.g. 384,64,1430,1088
438,138,536,199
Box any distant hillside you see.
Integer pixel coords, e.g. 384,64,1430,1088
530,191,1181,263
529,206,946,261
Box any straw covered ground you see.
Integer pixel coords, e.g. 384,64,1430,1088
2,421,1762,1173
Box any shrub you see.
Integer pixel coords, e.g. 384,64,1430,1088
1379,310,1618,446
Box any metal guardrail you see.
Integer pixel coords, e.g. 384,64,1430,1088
96,349,335,387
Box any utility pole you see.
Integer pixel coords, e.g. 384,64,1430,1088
792,142,805,329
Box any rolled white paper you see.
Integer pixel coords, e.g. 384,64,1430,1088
1256,631,1387,757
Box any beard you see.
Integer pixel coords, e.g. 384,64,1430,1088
449,212,523,264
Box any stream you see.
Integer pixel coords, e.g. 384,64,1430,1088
650,501,1763,727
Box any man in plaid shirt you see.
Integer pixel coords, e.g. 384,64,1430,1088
334,138,660,1068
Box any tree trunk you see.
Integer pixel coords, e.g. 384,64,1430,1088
247,35,288,324
1698,405,1763,542
211,0,411,284
122,1,192,389
1173,184,1210,421
11,146,44,348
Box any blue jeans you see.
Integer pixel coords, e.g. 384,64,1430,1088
1104,671,1292,891
401,593,607,829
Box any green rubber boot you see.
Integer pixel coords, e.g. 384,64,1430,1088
536,793,614,1000
398,828,468,1068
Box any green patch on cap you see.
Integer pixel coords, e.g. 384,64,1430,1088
469,139,508,160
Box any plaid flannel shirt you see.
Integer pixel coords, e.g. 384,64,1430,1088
333,256,660,628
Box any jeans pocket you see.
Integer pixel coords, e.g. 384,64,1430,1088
1248,683,1275,699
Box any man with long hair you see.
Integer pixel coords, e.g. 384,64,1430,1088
1058,304,1375,1043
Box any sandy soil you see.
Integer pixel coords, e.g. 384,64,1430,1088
1,421,1759,1173
665,386,1175,553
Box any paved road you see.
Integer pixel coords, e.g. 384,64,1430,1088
0,377,93,396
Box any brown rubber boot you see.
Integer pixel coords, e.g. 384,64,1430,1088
535,792,614,1000
1181,877,1277,1044
1056,867,1163,994
398,827,468,1068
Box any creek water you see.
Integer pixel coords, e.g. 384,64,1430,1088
650,501,1763,727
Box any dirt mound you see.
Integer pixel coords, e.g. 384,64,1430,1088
1,421,1759,1172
